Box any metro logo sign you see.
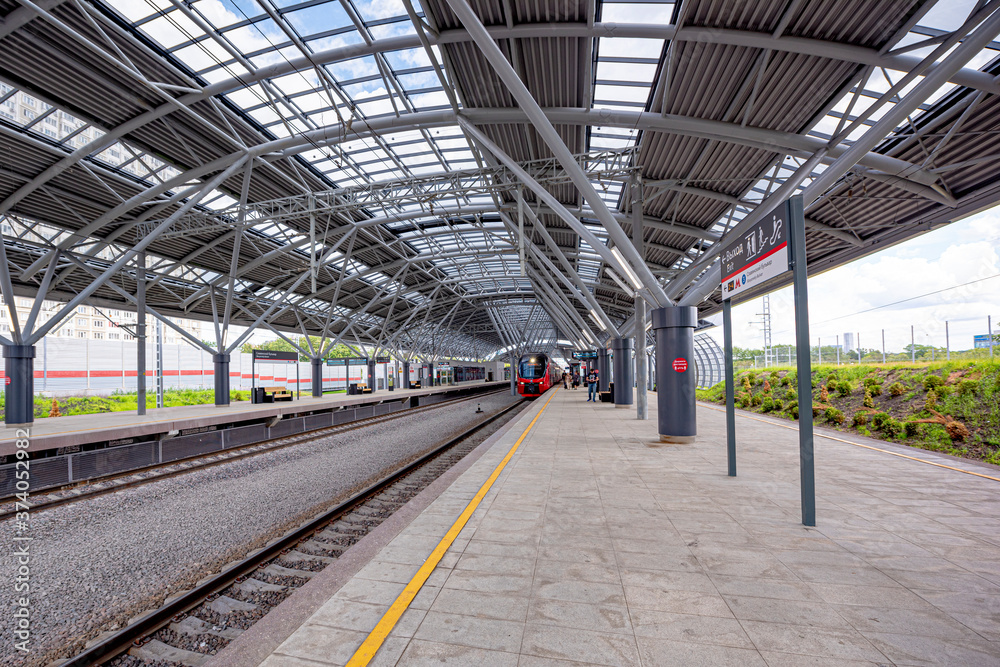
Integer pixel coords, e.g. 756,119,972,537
721,200,792,300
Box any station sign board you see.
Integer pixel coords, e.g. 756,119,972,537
326,357,369,366
974,334,997,349
376,356,391,363
721,199,791,300
572,350,598,360
252,349,297,363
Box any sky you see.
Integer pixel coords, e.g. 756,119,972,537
703,204,1000,354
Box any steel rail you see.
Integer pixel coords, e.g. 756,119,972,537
61,396,528,666
0,388,506,517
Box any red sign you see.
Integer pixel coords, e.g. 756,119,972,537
672,358,688,373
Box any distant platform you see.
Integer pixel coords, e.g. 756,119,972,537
2,381,506,456
215,388,1000,666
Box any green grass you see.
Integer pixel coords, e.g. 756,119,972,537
696,360,1000,466
8,388,258,419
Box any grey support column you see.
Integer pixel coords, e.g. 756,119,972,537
403,361,410,389
4,345,35,426
311,358,323,397
652,306,698,443
635,306,648,420
367,360,376,392
213,353,230,407
723,299,737,476
136,251,146,416
509,354,517,395
612,338,634,408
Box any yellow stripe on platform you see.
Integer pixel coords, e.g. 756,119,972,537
701,403,1000,483
345,389,558,666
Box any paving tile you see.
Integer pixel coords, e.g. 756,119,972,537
309,597,425,637
865,631,1000,666
532,578,627,607
757,651,885,666
413,610,524,652
533,559,622,585
738,620,888,663
273,624,368,664
623,584,733,617
832,603,985,639
526,598,632,635
710,574,823,602
723,595,852,629
520,624,641,667
395,639,519,666
634,636,767,666
444,569,534,596
629,609,754,648
430,588,530,622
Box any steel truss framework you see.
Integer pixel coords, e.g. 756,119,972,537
0,0,999,371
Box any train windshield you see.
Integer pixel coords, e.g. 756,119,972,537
519,358,546,379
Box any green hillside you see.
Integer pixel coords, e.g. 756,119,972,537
697,361,1000,466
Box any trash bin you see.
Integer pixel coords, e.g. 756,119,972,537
251,387,265,404
348,383,357,395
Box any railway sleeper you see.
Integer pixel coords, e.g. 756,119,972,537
169,615,242,641
131,638,209,667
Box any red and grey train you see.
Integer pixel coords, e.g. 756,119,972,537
516,353,560,397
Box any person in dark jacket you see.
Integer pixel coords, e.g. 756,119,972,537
586,368,599,402
572,371,580,389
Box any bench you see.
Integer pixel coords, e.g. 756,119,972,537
263,386,294,402
356,383,373,394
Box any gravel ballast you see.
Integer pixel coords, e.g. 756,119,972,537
0,391,520,665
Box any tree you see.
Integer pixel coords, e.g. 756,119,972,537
241,337,361,361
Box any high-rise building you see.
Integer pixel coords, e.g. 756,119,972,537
842,332,855,352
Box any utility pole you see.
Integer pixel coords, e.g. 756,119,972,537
750,296,772,367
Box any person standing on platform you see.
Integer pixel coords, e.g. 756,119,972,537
586,368,599,402
572,371,580,389
562,371,569,389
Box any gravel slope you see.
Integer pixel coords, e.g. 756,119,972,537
1,391,519,665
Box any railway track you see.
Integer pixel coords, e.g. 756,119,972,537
0,389,508,519
61,398,528,667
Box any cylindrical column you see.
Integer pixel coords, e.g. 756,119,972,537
4,345,35,426
652,306,697,443
612,338,633,408
367,360,376,392
311,358,323,397
509,354,517,395
403,361,410,389
213,353,230,406
597,348,609,392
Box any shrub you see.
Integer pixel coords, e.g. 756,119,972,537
872,412,892,430
904,421,920,438
836,381,853,397
780,374,792,386
936,384,952,397
751,393,763,407
762,380,772,394
769,370,780,383
737,392,751,408
925,390,938,411
761,397,775,412
923,375,944,391
742,376,752,392
825,407,845,424
785,388,797,401
883,418,903,438
819,385,829,402
888,382,905,397
747,372,757,385
958,379,979,396
789,403,799,419
852,411,869,426
774,399,784,411
866,382,883,397
863,389,875,409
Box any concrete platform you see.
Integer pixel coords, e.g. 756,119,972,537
209,388,1000,667
1,381,505,455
